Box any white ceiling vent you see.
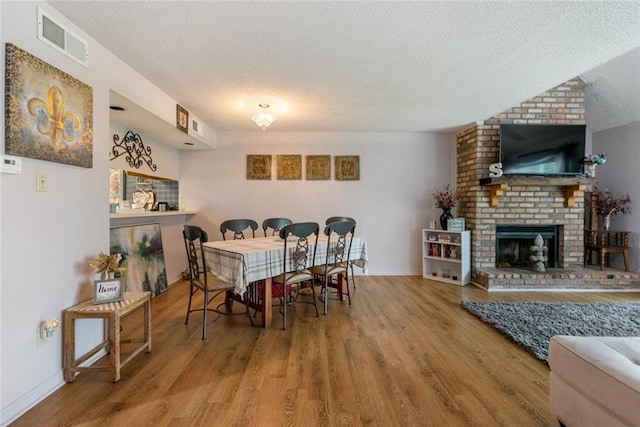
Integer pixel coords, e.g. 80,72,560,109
37,8,88,68
189,114,204,138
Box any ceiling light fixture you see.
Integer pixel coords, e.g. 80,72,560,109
251,103,276,130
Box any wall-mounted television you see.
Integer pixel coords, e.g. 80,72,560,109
499,124,586,175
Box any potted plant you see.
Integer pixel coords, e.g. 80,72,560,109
590,187,631,231
89,252,127,279
581,153,607,177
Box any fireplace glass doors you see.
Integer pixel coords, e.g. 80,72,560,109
495,225,559,269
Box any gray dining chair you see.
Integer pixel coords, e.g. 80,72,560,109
271,222,320,330
220,219,258,240
325,216,358,289
313,219,356,314
262,217,293,237
183,224,245,339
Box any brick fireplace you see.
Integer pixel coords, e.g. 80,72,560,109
456,77,640,290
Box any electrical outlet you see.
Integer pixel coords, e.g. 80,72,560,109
36,172,47,192
36,325,46,347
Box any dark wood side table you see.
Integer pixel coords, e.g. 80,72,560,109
584,230,630,271
63,292,151,382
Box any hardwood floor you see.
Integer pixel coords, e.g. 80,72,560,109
13,277,640,426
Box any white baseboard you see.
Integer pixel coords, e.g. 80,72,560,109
1,350,106,426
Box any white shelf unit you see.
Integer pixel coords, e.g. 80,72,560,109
422,229,470,286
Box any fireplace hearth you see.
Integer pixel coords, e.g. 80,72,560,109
496,225,559,269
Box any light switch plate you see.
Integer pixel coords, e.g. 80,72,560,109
36,172,47,192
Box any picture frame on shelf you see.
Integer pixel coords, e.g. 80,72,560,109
93,278,124,304
447,218,465,231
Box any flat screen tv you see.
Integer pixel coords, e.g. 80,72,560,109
499,124,586,175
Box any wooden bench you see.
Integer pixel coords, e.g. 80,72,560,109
63,292,151,382
584,230,630,271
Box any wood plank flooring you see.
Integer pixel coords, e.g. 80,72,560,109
12,277,640,426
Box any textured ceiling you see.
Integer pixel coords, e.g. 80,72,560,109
583,46,640,132
48,1,640,133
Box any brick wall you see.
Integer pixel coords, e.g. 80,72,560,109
456,78,586,286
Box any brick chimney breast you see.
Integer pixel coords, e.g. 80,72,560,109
456,78,587,289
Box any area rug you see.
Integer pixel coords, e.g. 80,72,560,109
461,301,640,363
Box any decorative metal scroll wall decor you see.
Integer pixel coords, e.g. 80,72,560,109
111,131,157,172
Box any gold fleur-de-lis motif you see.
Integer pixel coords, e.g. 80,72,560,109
27,86,81,153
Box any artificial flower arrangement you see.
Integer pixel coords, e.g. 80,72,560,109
89,252,127,278
582,153,607,165
42,318,60,337
590,187,631,217
432,184,461,210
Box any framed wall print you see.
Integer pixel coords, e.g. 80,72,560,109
277,155,302,180
246,154,272,180
5,43,93,168
176,104,189,133
306,155,331,180
93,278,124,304
110,222,168,298
335,155,360,181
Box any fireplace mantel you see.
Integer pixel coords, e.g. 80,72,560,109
479,176,597,208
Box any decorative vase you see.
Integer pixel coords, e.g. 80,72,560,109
439,208,453,230
603,214,611,231
584,163,596,178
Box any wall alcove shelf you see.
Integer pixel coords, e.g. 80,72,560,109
479,176,597,208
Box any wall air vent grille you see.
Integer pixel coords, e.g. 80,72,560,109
189,114,204,138
37,7,88,68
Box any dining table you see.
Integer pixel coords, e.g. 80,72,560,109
203,235,368,328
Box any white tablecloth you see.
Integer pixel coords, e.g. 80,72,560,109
203,236,368,296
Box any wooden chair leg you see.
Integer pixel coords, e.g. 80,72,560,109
623,250,629,272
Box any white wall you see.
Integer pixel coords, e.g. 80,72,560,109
592,121,640,271
0,2,210,424
180,131,457,275
1,3,107,423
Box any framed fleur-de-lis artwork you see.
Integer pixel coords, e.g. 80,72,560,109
306,155,331,180
5,43,93,168
246,154,272,180
335,155,360,180
277,155,302,180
